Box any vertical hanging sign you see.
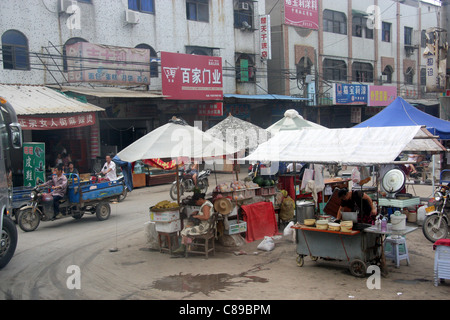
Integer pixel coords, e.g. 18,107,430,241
23,142,46,187
260,15,272,60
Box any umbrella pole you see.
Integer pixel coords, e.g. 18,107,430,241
234,152,239,181
176,161,180,205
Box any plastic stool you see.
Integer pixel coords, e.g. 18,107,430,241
433,241,450,286
158,232,179,254
385,235,410,268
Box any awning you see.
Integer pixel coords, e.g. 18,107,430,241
405,98,439,106
243,126,446,166
0,84,103,115
53,85,166,99
224,94,310,101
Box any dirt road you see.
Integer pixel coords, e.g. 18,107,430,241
0,173,448,301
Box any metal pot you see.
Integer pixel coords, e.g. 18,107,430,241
341,211,358,223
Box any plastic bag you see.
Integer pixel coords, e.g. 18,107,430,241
283,221,294,236
257,236,275,251
351,167,361,184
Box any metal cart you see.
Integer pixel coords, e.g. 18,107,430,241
292,225,383,277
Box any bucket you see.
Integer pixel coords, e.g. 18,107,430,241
407,208,417,223
391,214,406,231
296,200,315,223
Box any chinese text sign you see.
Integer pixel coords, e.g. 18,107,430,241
284,0,319,30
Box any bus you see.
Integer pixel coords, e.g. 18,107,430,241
0,97,22,268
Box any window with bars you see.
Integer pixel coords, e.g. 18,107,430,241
323,58,347,81
352,62,373,83
186,0,209,22
236,53,256,83
128,0,155,14
323,10,347,35
1,30,30,70
404,27,413,45
234,1,253,29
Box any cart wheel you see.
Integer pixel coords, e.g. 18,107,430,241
296,255,304,267
310,256,319,261
349,259,367,278
96,203,111,221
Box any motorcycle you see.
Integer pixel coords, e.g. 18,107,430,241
169,168,210,200
422,184,449,243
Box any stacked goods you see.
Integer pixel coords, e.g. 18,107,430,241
150,200,181,233
340,221,353,232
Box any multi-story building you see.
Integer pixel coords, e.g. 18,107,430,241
1,0,275,176
267,0,443,128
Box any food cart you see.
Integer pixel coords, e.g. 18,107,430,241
243,125,445,276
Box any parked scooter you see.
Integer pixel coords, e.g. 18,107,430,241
423,184,449,243
169,168,210,200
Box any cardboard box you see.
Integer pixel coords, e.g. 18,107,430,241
224,221,247,235
150,209,180,222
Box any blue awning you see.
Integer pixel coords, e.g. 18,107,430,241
224,94,310,101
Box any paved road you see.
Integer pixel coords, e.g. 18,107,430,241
0,172,448,301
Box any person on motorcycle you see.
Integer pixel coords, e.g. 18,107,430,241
40,164,68,220
101,154,117,181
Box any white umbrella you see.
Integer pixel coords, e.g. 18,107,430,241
267,109,326,134
117,117,236,162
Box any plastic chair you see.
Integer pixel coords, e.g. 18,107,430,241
384,235,410,268
434,241,450,286
185,214,218,259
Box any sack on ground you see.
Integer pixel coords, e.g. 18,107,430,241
257,236,275,251
280,196,295,221
283,221,294,237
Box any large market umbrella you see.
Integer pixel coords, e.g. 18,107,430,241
117,117,236,162
117,117,236,203
206,114,271,180
267,109,326,134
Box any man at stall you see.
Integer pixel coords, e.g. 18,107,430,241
172,193,215,256
336,188,377,224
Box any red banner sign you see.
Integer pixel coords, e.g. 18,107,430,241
284,0,319,30
161,51,223,101
19,112,96,130
197,103,223,117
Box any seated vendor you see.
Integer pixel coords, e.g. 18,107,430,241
336,188,377,224
172,193,214,256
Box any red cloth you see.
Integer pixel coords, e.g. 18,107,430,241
278,176,295,200
241,202,278,242
433,239,450,250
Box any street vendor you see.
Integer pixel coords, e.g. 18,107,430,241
336,188,377,224
172,193,214,256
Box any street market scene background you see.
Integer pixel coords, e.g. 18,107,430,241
0,0,450,302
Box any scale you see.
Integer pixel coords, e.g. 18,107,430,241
381,168,406,199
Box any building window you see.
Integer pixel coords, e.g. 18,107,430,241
352,15,373,39
135,44,159,78
1,30,30,70
382,22,391,42
323,10,347,35
63,37,88,72
78,0,92,3
420,68,426,86
297,57,313,78
323,58,347,81
405,67,414,85
234,1,253,29
382,65,393,84
186,0,209,22
352,62,373,83
404,27,413,45
236,53,256,82
421,30,427,48
128,0,155,13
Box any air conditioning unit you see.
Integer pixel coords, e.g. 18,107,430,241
381,74,388,82
240,2,250,10
60,0,77,13
126,9,140,24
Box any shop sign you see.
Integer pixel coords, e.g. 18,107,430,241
260,15,272,60
425,54,446,93
161,51,223,101
197,103,223,117
66,42,150,85
368,85,396,106
18,112,96,130
284,0,319,30
23,142,45,187
225,104,250,119
334,83,368,105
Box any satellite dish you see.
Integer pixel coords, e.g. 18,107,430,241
382,168,405,198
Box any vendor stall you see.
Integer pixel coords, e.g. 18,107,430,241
244,125,445,275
